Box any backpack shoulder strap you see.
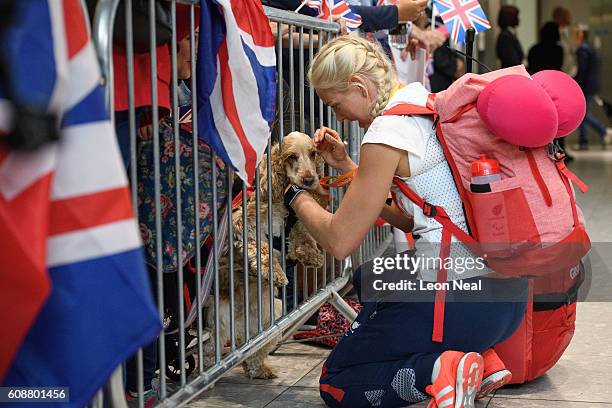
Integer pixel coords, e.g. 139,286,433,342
384,104,435,116
382,94,437,117
391,177,476,245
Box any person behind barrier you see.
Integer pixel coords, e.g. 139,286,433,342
123,30,210,408
282,36,528,408
110,3,194,170
263,0,428,33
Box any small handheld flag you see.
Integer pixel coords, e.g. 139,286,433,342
433,0,490,46
300,0,362,31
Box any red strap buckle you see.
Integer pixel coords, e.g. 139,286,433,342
422,202,437,217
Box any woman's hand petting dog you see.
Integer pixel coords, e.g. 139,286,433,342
314,126,357,174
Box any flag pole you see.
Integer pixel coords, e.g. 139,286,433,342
465,27,476,73
294,0,309,13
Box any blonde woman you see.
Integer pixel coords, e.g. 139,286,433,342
282,36,528,408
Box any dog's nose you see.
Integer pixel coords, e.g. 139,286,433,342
302,176,315,186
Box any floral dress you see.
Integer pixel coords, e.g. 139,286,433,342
137,117,228,273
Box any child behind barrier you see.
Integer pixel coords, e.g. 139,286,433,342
124,31,229,407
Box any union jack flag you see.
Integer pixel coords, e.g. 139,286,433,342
305,0,362,31
198,0,277,185
433,0,490,46
0,0,160,404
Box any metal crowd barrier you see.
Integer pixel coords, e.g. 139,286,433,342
90,1,392,407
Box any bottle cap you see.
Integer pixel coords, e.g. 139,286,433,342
471,154,500,177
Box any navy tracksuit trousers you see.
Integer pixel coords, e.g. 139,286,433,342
319,260,528,408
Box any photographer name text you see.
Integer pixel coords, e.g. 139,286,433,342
372,279,482,291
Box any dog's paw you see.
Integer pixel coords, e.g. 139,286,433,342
309,251,324,268
295,245,324,269
248,258,260,277
249,364,278,379
273,262,289,287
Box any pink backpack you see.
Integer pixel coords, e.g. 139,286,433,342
384,66,591,342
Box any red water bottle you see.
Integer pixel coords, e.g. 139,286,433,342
470,154,501,193
469,154,510,255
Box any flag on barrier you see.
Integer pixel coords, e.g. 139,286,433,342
198,0,276,186
432,0,490,46
0,0,161,405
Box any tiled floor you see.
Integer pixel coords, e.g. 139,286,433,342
190,150,612,407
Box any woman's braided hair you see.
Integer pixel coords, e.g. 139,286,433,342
307,36,398,121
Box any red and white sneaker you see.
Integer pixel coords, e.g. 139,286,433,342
475,349,512,400
425,351,484,408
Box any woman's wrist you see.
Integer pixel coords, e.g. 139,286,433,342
284,185,307,210
338,158,358,174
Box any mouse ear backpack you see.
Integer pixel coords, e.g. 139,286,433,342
384,65,591,381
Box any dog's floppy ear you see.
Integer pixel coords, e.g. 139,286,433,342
259,143,286,203
271,143,285,177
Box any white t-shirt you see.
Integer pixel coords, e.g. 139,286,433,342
362,82,491,281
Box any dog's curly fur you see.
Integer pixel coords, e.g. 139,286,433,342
266,131,329,269
205,132,328,379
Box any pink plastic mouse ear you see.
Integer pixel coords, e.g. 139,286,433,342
532,70,586,138
477,75,558,148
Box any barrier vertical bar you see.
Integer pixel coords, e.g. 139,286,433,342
212,155,221,365
122,0,145,403
93,0,119,125
289,24,295,131
267,140,275,328
277,22,288,317
148,0,166,399
303,266,308,300
126,0,136,219
255,169,263,333
326,95,334,283
309,28,314,134
242,181,250,342
227,168,236,350
293,248,298,311
310,28,318,304
299,27,305,133
170,0,187,387
189,3,205,375
317,30,326,290
318,34,324,128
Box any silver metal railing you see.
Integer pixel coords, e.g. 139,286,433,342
90,1,392,407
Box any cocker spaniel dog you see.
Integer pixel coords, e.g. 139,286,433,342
205,131,327,379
